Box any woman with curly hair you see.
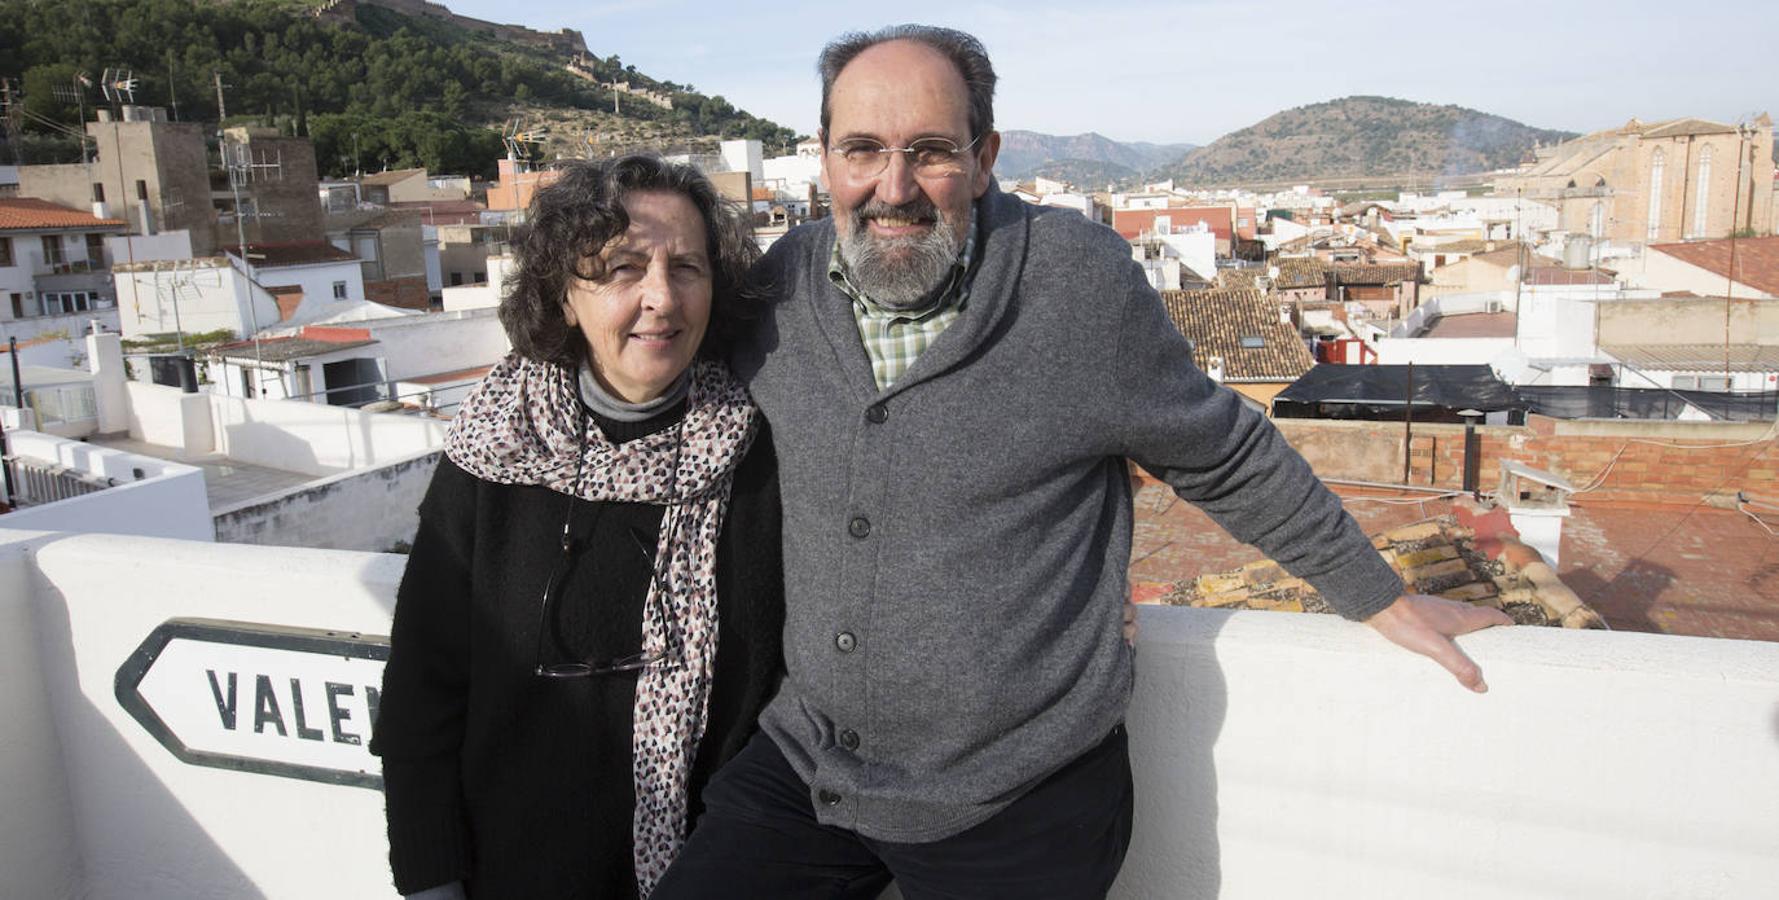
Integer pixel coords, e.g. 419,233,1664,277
371,155,782,899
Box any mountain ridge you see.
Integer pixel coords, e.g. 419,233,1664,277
1155,95,1577,186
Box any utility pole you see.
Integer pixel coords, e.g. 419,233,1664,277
166,49,179,121
213,70,227,122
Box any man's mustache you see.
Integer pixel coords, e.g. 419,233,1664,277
853,198,940,226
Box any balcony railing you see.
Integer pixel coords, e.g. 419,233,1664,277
2,528,1776,898
2,454,112,508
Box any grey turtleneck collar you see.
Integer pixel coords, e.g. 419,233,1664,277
577,362,691,422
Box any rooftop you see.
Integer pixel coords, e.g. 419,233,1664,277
1272,257,1422,289
87,435,318,510
1167,508,1606,630
1420,238,1496,255
1131,479,1779,642
401,364,493,386
206,334,378,363
1421,311,1518,339
359,167,427,187
1524,266,1616,286
1159,288,1315,382
221,240,358,268
1599,342,1779,372
1648,236,1779,297
0,197,126,231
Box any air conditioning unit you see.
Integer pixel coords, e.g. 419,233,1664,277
1485,299,1504,313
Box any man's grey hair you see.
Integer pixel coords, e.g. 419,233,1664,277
817,24,997,143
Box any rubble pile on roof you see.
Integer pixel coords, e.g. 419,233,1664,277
1164,512,1606,628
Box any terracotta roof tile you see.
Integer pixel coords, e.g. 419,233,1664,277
1649,236,1779,296
1524,266,1616,286
0,197,127,231
205,335,377,362
1167,511,1604,628
1159,288,1315,382
1420,239,1496,255
1272,257,1422,289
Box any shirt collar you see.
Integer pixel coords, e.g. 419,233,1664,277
829,207,978,320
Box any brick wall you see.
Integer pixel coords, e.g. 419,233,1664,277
365,276,431,311
1259,416,1779,504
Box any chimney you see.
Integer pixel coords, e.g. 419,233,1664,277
1497,461,1575,567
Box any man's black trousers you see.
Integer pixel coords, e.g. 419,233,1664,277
654,724,1134,899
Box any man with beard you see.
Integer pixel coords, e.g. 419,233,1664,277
654,24,1510,899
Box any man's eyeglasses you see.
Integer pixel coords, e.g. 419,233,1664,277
828,134,984,180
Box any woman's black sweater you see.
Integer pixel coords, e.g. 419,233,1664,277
371,408,783,898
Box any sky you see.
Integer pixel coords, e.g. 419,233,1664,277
446,0,1779,147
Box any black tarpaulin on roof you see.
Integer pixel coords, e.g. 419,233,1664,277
1273,365,1525,422
1517,385,1779,422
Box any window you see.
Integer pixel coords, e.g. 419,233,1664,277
135,179,149,202
41,235,66,267
39,291,97,315
473,272,487,284
449,272,463,286
0,236,12,267
333,281,349,299
1646,148,1664,241
1239,335,1265,349
352,233,379,262
1700,375,1730,392
86,233,106,267
9,293,22,319
1691,145,1713,239
92,182,105,203
1672,375,1696,390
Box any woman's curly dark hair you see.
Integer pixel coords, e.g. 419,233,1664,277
499,155,761,368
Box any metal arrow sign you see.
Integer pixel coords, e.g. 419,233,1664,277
115,618,390,790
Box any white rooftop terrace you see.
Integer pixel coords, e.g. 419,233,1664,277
3,526,1776,898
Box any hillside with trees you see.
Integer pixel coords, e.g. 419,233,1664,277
1152,96,1575,186
0,0,800,176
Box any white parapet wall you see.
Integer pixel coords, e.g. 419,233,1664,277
1,529,403,899
125,381,215,459
123,381,447,476
213,450,441,551
3,431,212,541
1114,609,1779,899
3,529,1778,898
207,392,447,476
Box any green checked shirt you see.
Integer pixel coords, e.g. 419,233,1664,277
829,213,978,391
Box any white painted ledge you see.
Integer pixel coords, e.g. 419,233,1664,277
3,529,1776,899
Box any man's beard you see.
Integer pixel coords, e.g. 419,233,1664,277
838,198,964,311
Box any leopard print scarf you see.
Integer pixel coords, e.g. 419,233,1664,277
445,352,757,897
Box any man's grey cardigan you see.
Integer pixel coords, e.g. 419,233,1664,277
732,184,1404,843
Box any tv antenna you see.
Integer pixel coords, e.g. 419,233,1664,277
50,72,93,163
101,67,138,107
502,118,548,161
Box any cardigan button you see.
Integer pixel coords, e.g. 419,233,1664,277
848,516,871,538
818,789,843,806
835,631,857,652
839,729,860,751
865,404,888,424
